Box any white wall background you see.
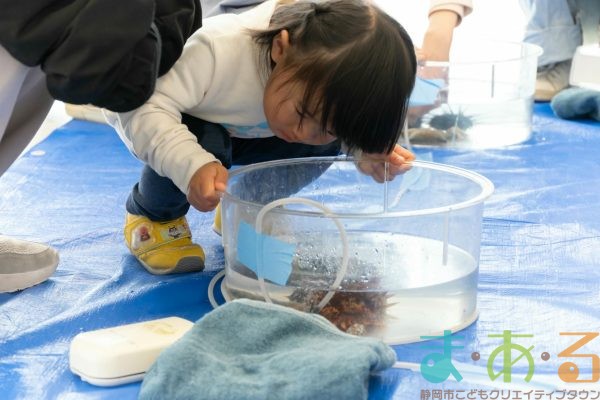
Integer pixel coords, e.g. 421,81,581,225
376,0,599,48
374,0,526,49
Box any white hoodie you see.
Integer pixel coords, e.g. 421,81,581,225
105,1,278,195
106,0,473,196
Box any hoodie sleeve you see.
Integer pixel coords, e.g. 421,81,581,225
106,32,220,195
428,0,473,25
0,0,201,112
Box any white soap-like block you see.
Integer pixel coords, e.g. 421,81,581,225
69,316,193,386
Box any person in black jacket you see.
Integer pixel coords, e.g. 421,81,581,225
0,0,201,293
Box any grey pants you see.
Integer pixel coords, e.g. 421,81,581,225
0,46,54,177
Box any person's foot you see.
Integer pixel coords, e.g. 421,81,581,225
0,235,59,293
124,213,205,275
535,60,571,102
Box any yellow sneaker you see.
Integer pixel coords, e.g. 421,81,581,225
212,203,222,236
124,213,205,275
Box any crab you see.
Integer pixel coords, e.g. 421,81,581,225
289,281,389,336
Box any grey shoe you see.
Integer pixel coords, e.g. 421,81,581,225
0,235,59,293
535,61,571,102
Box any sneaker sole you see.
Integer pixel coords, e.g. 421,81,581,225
0,262,58,293
138,256,205,275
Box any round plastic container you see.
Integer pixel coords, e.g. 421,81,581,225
407,40,543,149
220,157,494,344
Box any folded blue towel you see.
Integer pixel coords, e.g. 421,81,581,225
139,299,396,400
551,87,600,121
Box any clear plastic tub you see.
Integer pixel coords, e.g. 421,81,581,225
407,40,543,149
220,158,494,344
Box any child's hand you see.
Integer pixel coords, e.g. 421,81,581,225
187,162,228,212
356,144,415,183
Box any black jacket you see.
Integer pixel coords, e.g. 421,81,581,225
0,0,201,112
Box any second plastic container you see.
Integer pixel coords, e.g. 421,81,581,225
407,40,543,149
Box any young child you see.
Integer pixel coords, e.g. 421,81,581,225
106,0,417,275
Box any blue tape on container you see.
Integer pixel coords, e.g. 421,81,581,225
390,153,433,208
236,221,295,285
408,78,445,107
400,152,433,192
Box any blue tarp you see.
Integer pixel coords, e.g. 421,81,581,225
1,104,599,399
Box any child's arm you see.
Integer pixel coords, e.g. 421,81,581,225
108,33,224,210
420,0,473,62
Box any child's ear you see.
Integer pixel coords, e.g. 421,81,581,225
271,29,290,64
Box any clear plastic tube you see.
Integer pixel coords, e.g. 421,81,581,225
254,197,349,311
209,197,350,313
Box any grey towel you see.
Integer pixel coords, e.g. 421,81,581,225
551,87,600,121
139,299,396,400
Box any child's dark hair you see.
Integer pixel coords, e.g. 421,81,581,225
253,0,417,154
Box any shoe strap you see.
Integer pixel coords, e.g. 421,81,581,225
128,217,193,257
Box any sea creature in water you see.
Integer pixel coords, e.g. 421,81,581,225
287,255,390,336
289,284,389,336
407,106,474,145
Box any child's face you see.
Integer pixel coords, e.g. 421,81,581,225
263,69,337,146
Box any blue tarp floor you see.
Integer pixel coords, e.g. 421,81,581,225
1,103,599,399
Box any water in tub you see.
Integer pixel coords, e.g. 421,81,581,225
225,230,478,345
